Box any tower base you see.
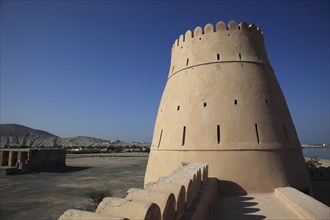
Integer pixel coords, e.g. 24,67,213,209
144,148,312,194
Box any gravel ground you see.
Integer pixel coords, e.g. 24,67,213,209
0,153,148,220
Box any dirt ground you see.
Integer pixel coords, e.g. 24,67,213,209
0,153,148,220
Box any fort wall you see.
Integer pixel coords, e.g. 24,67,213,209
0,148,66,175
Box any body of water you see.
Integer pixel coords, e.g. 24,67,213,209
302,148,330,160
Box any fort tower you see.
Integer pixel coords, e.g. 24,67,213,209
144,20,311,194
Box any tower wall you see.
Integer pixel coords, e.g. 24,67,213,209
145,21,311,194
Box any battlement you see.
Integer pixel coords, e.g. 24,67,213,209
169,20,270,78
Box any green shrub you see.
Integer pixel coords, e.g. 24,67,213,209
305,157,322,169
84,188,113,209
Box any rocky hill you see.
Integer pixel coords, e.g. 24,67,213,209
0,124,60,148
0,124,146,148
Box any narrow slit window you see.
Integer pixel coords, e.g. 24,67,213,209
266,99,269,106
239,53,242,59
157,129,163,148
186,58,189,66
234,99,238,105
257,54,261,61
255,124,260,144
182,126,186,146
217,53,220,61
177,106,180,111
204,102,207,107
283,125,289,143
217,125,220,144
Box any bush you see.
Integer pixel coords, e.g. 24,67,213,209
305,157,322,169
84,188,113,209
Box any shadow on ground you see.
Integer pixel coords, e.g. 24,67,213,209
6,166,91,175
210,180,266,220
212,195,265,220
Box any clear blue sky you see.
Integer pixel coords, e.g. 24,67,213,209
1,0,329,143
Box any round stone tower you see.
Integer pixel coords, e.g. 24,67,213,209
145,20,311,194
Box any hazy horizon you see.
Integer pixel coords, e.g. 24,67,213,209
1,1,329,143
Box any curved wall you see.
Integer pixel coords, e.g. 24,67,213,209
144,20,311,193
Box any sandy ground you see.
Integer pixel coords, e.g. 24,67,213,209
0,153,148,220
319,159,330,167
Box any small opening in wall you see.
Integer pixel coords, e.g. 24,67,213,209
181,46,183,49
238,26,241,30
283,125,290,143
234,100,238,105
227,34,230,36
217,53,220,61
203,102,207,107
157,129,163,148
186,58,189,66
239,53,242,59
255,124,260,144
182,126,186,146
199,38,201,40
177,106,180,111
266,99,269,106
217,125,220,144
208,202,211,212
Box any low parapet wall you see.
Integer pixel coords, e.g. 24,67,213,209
274,187,330,220
59,163,216,220
58,163,330,220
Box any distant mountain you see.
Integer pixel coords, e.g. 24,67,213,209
0,124,59,148
0,124,142,148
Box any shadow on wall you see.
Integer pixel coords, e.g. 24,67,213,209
218,180,248,196
211,180,266,220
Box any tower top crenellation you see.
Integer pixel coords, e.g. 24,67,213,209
172,20,263,49
169,20,269,79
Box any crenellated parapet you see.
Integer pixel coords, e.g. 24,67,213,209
58,163,215,220
169,20,270,78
